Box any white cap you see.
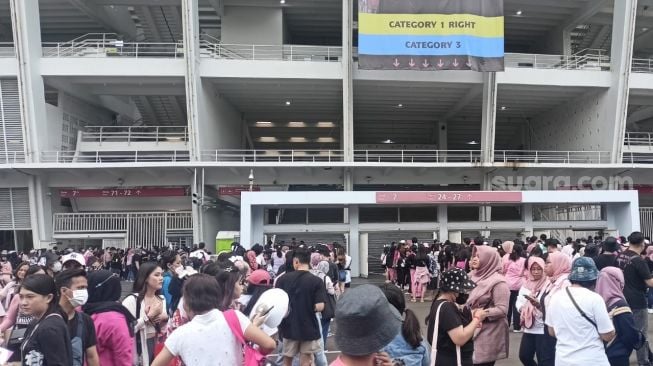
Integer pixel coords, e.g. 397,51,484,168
399,240,406,244
61,253,85,267
250,288,289,336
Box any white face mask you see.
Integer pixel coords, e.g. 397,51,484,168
52,261,62,273
68,289,89,307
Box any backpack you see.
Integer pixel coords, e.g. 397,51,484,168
607,301,647,351
70,313,85,366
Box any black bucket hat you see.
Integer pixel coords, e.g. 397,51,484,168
440,268,476,293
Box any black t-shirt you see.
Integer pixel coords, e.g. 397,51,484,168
22,313,72,366
617,249,652,309
427,300,473,366
276,270,327,341
132,254,142,268
68,312,97,353
594,253,618,271
327,262,339,284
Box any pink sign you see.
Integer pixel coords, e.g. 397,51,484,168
375,191,523,204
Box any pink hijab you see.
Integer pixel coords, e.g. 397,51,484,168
468,245,505,307
647,246,653,262
596,267,625,307
521,257,549,329
547,252,572,283
246,250,258,271
501,241,515,255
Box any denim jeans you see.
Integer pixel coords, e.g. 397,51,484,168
320,317,331,348
648,288,653,309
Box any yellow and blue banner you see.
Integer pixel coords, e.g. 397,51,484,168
358,0,505,72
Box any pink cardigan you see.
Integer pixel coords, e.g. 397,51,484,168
90,311,134,366
503,257,526,291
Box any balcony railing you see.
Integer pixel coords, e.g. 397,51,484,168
0,151,25,164
623,152,653,164
42,33,184,58
504,52,610,71
624,132,653,148
632,59,653,73
200,42,343,62
0,43,15,57
41,151,190,163
200,149,345,162
353,150,481,163
54,211,192,233
80,126,189,145
494,150,611,164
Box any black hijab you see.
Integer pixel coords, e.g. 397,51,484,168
82,270,135,336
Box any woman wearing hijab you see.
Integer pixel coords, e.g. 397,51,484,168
515,257,551,366
466,245,510,366
83,270,135,366
540,252,572,365
596,267,641,366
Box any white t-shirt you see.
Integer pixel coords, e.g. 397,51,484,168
515,286,544,335
190,249,208,261
165,309,251,366
545,286,614,366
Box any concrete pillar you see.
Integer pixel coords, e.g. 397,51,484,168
480,72,497,164
181,0,201,160
522,203,534,238
342,0,354,162
250,205,265,249
10,0,47,163
348,205,360,277
28,175,52,249
438,205,448,243
359,232,368,278
191,170,202,244
479,173,492,238
607,0,638,163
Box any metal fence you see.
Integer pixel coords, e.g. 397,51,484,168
494,150,611,164
624,132,653,147
80,126,189,145
200,149,344,163
0,43,15,57
200,42,342,62
632,59,653,73
504,52,610,70
41,151,190,163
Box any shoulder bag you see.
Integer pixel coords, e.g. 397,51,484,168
224,309,265,366
321,276,336,320
429,301,461,366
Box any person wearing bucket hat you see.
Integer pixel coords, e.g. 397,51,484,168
331,284,400,366
545,257,615,366
426,268,485,366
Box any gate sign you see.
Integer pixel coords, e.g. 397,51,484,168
358,0,505,72
376,191,522,204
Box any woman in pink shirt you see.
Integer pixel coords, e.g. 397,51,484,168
503,243,526,332
83,270,135,366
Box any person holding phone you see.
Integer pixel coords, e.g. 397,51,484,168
515,257,552,366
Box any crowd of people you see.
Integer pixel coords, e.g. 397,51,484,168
0,232,650,365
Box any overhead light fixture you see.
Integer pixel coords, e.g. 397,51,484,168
258,137,278,142
500,106,507,111
467,140,479,145
515,10,522,15
280,0,285,3
290,137,307,142
317,121,335,128
288,121,305,127
285,100,291,106
256,121,273,126
317,137,336,143
396,103,404,108
643,27,650,32
382,139,395,144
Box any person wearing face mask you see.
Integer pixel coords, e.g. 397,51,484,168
42,251,63,277
160,251,183,316
426,268,486,366
55,268,100,366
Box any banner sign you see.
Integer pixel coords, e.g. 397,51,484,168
376,191,522,203
358,0,504,71
60,187,188,198
218,186,261,196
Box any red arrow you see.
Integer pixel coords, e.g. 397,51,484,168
452,58,459,67
437,59,444,67
408,58,416,67
393,58,400,67
422,59,429,67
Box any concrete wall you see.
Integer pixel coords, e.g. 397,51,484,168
529,91,612,152
221,6,283,45
197,80,242,151
201,208,240,246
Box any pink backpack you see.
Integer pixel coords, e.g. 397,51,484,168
223,309,265,366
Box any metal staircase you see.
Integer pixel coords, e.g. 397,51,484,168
132,96,186,126
131,6,183,43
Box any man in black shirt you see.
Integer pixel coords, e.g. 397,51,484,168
276,248,326,366
594,236,620,270
55,269,99,366
616,231,653,366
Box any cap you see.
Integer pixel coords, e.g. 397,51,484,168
61,253,85,267
250,288,289,335
440,268,476,293
569,257,599,282
248,269,272,285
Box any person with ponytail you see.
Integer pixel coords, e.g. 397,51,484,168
19,273,72,366
379,283,429,365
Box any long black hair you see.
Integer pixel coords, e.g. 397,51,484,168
133,262,162,305
379,283,422,348
510,243,524,261
21,274,60,318
214,261,242,311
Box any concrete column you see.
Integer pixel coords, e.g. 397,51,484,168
239,196,252,249
10,0,47,163
522,203,534,238
343,168,353,222
607,0,638,163
181,0,201,160
191,170,202,244
479,173,492,237
348,205,360,277
480,72,497,164
250,205,265,248
438,205,448,242
28,175,52,249
342,0,354,162
359,232,369,278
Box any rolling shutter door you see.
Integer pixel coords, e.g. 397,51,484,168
0,79,25,163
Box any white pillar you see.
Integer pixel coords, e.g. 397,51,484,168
608,0,638,163
250,205,265,249
181,0,201,160
239,196,253,249
480,72,497,164
28,175,52,249
341,0,354,162
10,0,47,163
522,203,534,238
359,232,368,278
348,205,360,277
191,170,202,244
438,205,448,243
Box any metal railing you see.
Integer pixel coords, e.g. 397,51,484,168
200,149,345,162
41,151,190,163
632,58,653,73
80,126,188,145
353,150,481,163
623,152,653,164
494,150,611,164
624,132,653,147
200,42,343,62
0,43,15,57
504,52,610,70
42,33,184,58
0,152,26,164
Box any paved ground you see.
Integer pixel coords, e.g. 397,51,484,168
121,276,651,365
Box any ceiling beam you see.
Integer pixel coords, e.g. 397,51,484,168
87,85,186,96
628,107,653,125
589,25,611,50
139,6,163,42
560,0,610,32
168,96,186,122
66,0,138,39
635,28,653,52
442,86,483,120
207,0,224,17
94,0,180,5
